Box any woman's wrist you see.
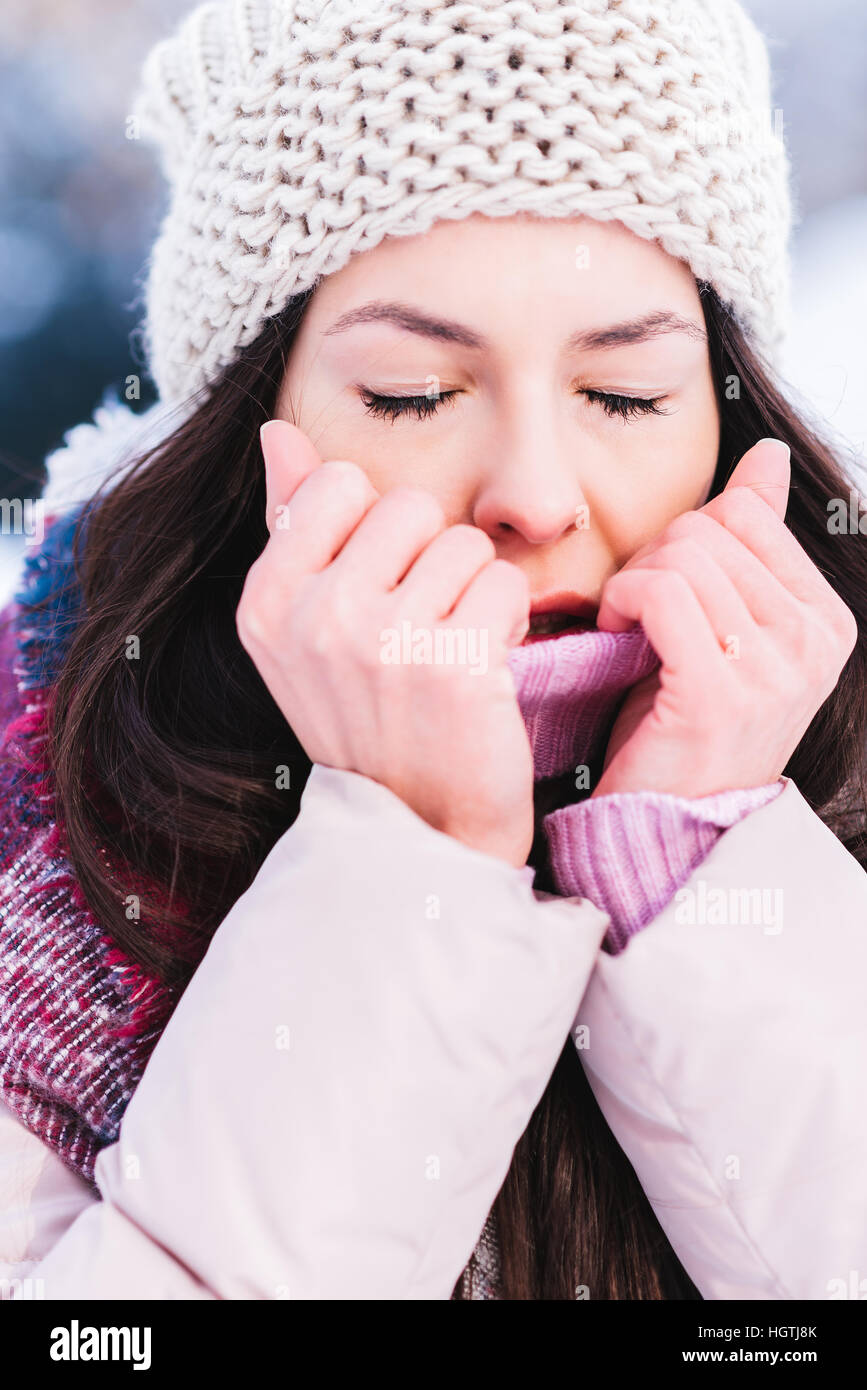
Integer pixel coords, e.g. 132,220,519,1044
592,765,788,801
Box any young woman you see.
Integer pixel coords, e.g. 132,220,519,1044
2,0,867,1301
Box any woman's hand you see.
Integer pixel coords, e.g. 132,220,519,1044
236,419,535,867
594,438,859,799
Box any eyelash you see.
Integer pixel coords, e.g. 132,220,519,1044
358,387,667,422
358,388,461,421
581,389,668,420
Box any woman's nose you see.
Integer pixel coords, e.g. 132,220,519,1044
470,434,589,545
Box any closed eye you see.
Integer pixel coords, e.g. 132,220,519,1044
357,385,670,423
358,387,462,422
579,389,670,420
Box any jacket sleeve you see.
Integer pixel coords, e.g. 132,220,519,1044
11,764,609,1300
573,773,867,1300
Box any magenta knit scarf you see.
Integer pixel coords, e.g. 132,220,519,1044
0,504,658,1193
507,626,659,779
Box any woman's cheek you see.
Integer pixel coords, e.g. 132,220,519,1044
597,417,717,561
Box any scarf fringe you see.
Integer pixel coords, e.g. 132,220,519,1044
0,506,184,1182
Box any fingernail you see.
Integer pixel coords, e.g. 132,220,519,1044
260,419,279,453
260,421,282,482
756,437,791,462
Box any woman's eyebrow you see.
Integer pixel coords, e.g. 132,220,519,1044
323,301,707,351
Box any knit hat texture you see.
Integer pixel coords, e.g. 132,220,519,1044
131,0,793,404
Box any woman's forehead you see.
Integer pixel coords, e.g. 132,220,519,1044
298,213,705,354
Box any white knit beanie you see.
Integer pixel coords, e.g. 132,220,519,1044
131,0,793,405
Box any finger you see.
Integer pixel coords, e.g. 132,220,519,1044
260,420,323,535
660,510,802,626
700,484,831,607
614,436,792,580
625,539,757,652
451,559,531,648
718,437,790,520
597,568,723,674
264,459,381,574
396,524,497,618
331,486,447,590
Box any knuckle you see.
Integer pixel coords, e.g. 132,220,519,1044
236,558,277,648
383,485,446,530
305,622,338,659
830,599,859,656
317,458,364,485
649,567,690,600
488,556,528,594
312,570,353,629
813,627,847,684
715,486,759,527
449,523,497,561
788,597,858,679
660,535,706,570
317,459,376,505
773,603,807,648
296,593,341,659
663,510,704,543
793,610,836,672
313,575,381,665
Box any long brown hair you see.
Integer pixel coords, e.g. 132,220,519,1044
37,282,867,1299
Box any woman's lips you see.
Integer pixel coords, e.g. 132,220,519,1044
521,616,597,644
522,594,598,643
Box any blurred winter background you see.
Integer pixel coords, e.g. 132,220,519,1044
0,0,864,602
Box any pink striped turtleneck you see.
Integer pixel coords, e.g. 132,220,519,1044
505,624,785,953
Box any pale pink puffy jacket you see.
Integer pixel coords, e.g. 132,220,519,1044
3,399,867,1300
2,760,867,1300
